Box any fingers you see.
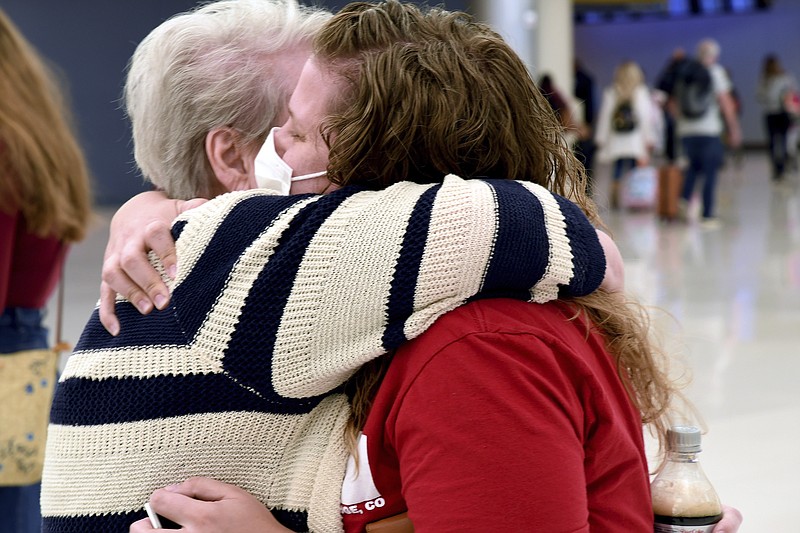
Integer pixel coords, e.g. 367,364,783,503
165,477,243,502
146,479,288,533
725,505,743,523
147,489,191,529
144,221,178,281
713,504,743,532
101,223,174,317
99,282,121,336
101,251,156,316
147,483,225,529
100,191,186,332
129,517,154,532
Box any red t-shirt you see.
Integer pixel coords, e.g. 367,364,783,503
341,298,652,532
0,207,66,309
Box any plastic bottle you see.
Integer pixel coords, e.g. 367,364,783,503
651,426,723,532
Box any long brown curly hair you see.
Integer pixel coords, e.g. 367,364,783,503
0,7,91,241
316,1,684,460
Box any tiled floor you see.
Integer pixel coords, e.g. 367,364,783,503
48,151,798,531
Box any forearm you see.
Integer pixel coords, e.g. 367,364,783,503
221,176,606,397
133,176,605,400
718,92,741,142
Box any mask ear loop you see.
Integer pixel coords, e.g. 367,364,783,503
290,170,327,182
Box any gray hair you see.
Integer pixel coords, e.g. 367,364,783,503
696,38,720,64
124,0,331,199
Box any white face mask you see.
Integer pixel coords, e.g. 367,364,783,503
253,127,327,195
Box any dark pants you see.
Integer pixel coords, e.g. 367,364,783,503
681,136,724,219
613,157,637,181
0,307,47,533
0,485,41,533
663,111,679,162
765,112,792,179
0,308,48,353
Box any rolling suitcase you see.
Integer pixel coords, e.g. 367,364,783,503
657,164,683,221
621,166,658,210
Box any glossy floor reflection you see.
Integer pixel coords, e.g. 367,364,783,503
51,151,797,532
593,151,799,532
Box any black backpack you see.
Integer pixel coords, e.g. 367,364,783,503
612,99,637,132
674,59,714,119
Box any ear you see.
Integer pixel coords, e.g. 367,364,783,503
205,128,252,192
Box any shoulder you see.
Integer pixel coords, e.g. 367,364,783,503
388,299,605,393
400,299,581,348
174,189,314,230
378,299,614,445
709,63,731,93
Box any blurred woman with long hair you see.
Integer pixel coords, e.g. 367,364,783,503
595,60,657,208
0,8,92,531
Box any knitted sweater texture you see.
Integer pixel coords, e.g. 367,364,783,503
41,175,605,532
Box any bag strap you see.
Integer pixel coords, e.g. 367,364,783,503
53,268,71,355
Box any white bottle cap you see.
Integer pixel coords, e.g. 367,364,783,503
668,425,702,453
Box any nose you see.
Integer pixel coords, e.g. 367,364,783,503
273,127,287,158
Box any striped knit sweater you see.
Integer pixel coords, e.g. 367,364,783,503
41,175,605,532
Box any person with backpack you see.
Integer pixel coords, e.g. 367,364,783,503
655,48,688,164
674,38,741,229
594,60,656,209
757,54,799,182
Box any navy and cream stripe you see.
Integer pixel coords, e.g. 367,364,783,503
42,175,605,533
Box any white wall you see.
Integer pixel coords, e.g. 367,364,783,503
472,0,575,111
537,1,574,98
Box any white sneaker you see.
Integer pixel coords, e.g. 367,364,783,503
700,217,722,230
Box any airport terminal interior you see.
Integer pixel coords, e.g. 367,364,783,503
9,0,797,531
49,152,799,533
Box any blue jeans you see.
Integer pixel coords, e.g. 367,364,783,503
612,157,637,182
680,136,724,219
0,307,47,533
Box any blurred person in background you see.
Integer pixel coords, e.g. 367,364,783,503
0,7,92,533
757,53,799,182
655,47,687,164
675,38,741,228
539,73,586,148
594,60,656,209
574,58,598,195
